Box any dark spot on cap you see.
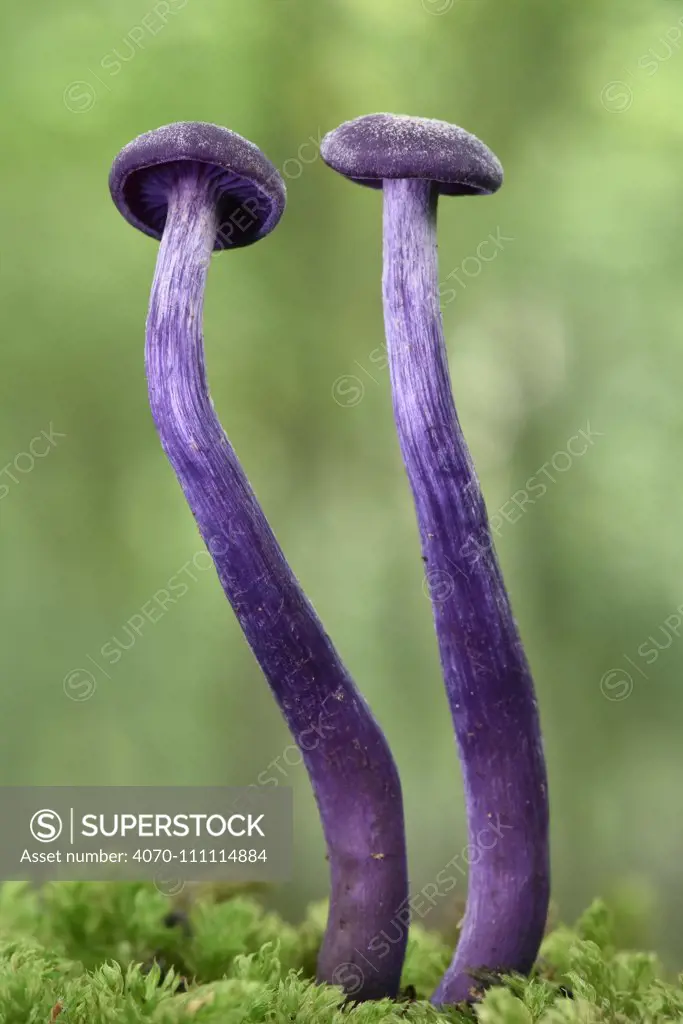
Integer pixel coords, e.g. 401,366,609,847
109,121,286,250
321,113,502,196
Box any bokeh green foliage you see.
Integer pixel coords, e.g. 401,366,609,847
1,0,682,965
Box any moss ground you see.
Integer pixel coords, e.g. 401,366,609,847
0,883,680,1023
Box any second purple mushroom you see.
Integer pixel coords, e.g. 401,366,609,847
322,114,550,1005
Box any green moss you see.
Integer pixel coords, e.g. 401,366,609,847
0,886,679,1023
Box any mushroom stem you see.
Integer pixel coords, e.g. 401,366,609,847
145,163,408,1001
381,177,549,1005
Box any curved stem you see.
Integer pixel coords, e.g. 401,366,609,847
144,164,407,1001
381,177,549,1005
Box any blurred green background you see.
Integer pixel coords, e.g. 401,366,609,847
1,0,682,966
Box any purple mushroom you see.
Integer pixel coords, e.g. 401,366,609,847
109,122,408,1001
322,114,549,1005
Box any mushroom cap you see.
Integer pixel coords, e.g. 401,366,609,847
321,113,503,196
109,121,286,250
